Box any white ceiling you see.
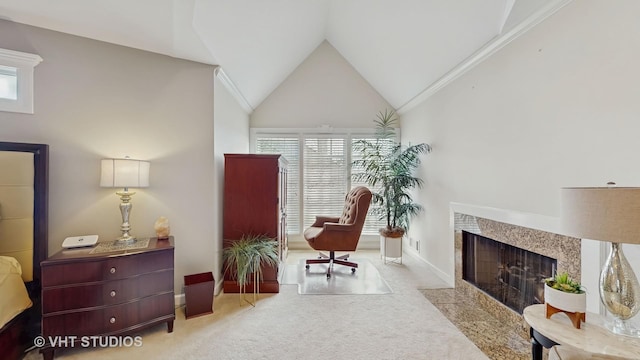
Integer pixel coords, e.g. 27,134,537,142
0,0,560,112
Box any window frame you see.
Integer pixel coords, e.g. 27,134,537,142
0,48,43,114
251,127,400,236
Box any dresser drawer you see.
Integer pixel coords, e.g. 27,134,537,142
42,292,175,337
42,270,174,313
42,249,174,287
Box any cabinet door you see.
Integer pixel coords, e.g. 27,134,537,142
278,164,288,262
223,154,285,293
223,155,279,240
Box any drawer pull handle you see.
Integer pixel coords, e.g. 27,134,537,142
110,267,116,274
110,290,116,297
110,317,116,324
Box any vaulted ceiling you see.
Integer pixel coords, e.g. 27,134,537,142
0,0,564,112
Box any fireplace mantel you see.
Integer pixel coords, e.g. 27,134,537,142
451,202,562,236
451,202,581,280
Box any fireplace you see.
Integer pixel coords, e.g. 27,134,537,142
462,230,557,314
452,209,581,333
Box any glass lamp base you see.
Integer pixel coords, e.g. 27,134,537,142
606,318,640,338
600,242,640,338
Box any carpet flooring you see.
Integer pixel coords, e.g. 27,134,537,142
281,258,392,295
24,251,492,360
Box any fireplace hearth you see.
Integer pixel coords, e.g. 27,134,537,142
462,230,556,314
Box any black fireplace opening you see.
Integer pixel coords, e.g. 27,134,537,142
462,230,557,314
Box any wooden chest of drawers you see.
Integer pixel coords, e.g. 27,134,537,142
40,237,175,359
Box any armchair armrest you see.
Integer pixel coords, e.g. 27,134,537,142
311,216,341,227
323,222,354,232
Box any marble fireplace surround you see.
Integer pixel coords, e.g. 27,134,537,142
451,203,581,334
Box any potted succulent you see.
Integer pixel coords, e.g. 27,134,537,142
544,271,586,314
352,109,431,239
222,234,279,305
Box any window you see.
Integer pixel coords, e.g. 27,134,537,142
253,129,398,236
303,137,348,229
256,137,301,234
0,48,42,114
0,65,18,100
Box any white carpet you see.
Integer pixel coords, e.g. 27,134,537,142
25,251,489,360
281,258,393,295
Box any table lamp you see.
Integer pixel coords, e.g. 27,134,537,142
561,184,640,337
100,157,150,243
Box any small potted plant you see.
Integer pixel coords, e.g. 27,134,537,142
222,234,279,305
544,271,586,314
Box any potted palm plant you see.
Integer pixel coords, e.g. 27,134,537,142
222,234,279,305
352,109,431,240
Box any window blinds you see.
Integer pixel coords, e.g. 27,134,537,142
256,137,301,234
303,137,347,229
255,131,393,236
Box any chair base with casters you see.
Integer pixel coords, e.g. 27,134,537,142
305,251,358,278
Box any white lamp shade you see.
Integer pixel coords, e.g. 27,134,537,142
561,187,640,244
100,158,150,188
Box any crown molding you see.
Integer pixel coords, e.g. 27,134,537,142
0,48,42,67
214,67,253,114
397,0,573,115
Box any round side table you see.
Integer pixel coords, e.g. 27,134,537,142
523,304,640,360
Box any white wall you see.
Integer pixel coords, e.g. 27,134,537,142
0,19,217,295
251,40,392,128
401,0,640,314
250,40,393,249
213,71,250,293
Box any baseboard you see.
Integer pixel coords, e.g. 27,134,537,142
215,279,224,295
405,247,454,287
175,293,185,307
175,279,225,306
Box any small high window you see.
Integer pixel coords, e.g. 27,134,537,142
0,48,42,114
0,65,18,100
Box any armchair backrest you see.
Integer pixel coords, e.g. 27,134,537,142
338,186,372,228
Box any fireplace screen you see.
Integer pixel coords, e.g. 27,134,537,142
462,230,557,314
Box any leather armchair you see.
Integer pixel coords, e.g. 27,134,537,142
304,186,372,277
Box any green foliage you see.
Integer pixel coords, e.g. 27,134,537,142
352,110,431,232
222,234,279,288
545,271,585,294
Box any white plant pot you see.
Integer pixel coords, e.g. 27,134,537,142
544,284,586,313
380,235,402,258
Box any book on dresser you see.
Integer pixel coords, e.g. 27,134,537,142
40,236,175,360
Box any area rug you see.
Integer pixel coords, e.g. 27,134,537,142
281,258,392,295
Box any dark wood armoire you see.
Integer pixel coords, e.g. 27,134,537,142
223,154,288,293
